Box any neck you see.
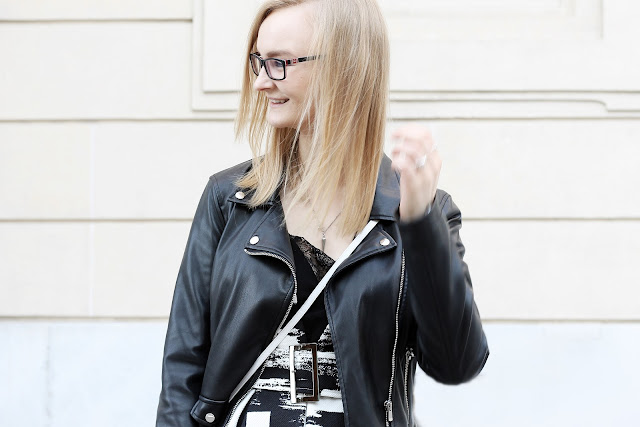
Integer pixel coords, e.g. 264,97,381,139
297,130,312,166
295,129,346,190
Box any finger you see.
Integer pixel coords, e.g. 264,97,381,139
390,144,408,157
427,149,442,170
403,137,437,153
394,150,435,176
391,139,429,157
392,138,437,159
422,151,443,183
392,133,426,148
391,151,420,178
390,148,408,167
392,124,432,141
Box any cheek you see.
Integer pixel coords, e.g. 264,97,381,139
289,75,312,102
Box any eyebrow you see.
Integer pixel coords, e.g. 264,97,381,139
259,50,294,58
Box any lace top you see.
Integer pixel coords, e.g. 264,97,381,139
288,235,335,342
290,235,335,280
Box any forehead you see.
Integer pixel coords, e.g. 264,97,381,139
256,3,316,56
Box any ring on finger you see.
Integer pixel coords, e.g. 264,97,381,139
415,143,438,169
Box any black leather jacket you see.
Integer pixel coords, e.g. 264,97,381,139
156,156,489,427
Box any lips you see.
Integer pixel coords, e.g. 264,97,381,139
269,98,289,105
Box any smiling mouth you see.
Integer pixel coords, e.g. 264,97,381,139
270,99,289,104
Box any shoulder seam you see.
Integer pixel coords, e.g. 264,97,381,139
208,175,227,226
439,192,452,216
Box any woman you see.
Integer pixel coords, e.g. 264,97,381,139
156,0,488,426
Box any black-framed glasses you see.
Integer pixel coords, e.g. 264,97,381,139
250,53,318,81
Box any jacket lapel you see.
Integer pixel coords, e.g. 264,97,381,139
243,201,295,267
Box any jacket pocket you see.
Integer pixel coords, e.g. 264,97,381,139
190,395,228,426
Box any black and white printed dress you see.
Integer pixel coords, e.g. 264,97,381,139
233,235,346,427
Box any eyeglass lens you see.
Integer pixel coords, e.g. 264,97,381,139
250,55,285,80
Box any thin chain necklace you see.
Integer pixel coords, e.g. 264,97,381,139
311,208,342,252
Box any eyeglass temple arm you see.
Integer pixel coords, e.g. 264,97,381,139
284,55,318,65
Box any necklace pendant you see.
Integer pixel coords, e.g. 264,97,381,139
321,233,326,252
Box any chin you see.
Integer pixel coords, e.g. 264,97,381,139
266,114,297,130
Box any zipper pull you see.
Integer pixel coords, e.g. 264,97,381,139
384,400,393,422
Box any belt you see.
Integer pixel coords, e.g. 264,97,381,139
289,343,319,403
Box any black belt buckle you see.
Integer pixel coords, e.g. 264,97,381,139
289,343,319,403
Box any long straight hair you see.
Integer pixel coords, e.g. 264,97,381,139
236,0,390,237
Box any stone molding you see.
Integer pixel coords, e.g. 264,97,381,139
192,0,640,118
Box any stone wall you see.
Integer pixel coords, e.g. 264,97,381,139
1,1,639,426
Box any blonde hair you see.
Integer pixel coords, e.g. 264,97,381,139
236,0,389,237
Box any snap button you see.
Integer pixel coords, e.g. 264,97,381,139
250,236,260,245
205,413,216,423
235,191,245,200
380,238,390,246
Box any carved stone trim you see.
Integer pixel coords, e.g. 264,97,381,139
191,0,639,118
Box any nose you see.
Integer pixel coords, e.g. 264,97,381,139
253,66,274,91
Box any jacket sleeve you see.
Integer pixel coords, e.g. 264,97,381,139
399,190,489,385
156,177,226,427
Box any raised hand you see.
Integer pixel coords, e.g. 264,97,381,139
391,124,442,222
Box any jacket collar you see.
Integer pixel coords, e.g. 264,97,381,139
368,155,401,222
229,154,401,222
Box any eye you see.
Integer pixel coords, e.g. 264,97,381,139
273,60,285,69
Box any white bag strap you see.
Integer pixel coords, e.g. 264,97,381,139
230,219,379,401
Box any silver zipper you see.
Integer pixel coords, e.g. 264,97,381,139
404,347,414,411
384,251,406,426
224,249,298,426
